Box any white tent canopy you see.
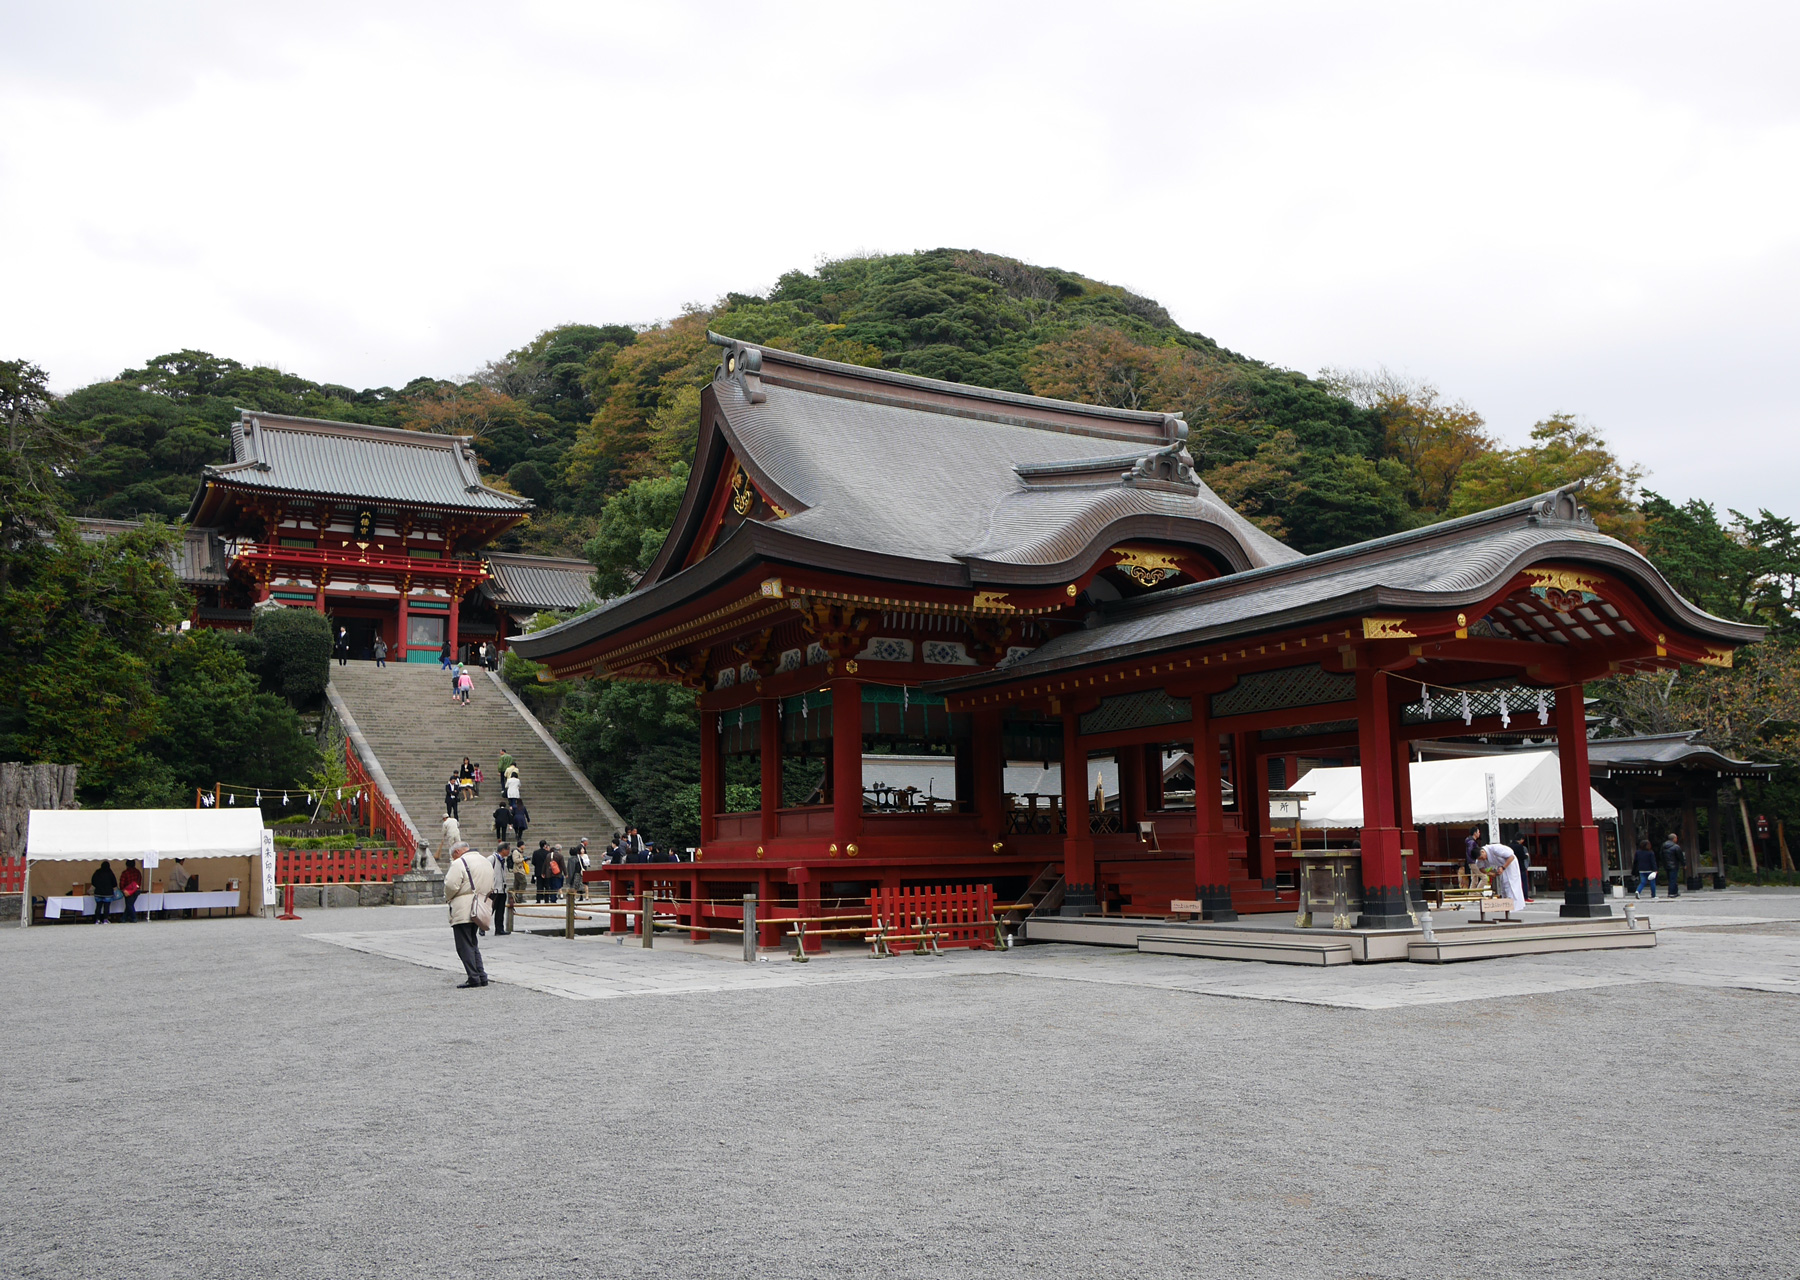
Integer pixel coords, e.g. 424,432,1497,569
1291,751,1618,829
22,809,272,926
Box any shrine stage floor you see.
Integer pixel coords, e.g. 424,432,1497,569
1024,903,1660,964
2,890,1796,1279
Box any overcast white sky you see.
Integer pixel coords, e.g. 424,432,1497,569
3,1,1796,513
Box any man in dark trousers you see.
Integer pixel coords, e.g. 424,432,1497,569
531,840,550,903
492,801,512,844
1660,831,1685,899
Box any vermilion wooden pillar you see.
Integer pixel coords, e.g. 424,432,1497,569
1392,695,1419,903
1060,706,1096,912
699,709,721,847
1355,667,1412,928
759,698,781,843
831,678,863,851
1190,698,1237,920
396,594,410,661
446,589,461,662
972,706,1004,838
1555,683,1612,917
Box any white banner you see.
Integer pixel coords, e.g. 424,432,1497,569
261,828,276,913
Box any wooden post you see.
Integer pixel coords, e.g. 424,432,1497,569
565,879,575,939
446,590,462,665
743,892,756,962
1736,780,1759,874
1237,731,1276,884
1554,684,1611,917
395,594,410,662
1392,696,1417,907
1059,704,1095,912
1353,668,1412,928
830,678,863,850
1190,694,1236,921
1615,786,1636,887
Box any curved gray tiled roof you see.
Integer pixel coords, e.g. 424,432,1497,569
933,488,1765,691
72,518,229,584
709,343,1297,578
199,411,531,512
482,553,600,614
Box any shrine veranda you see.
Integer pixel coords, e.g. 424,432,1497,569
511,335,1763,943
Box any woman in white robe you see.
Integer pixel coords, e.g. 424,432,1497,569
1477,842,1527,910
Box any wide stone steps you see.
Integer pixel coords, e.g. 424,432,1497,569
328,660,620,857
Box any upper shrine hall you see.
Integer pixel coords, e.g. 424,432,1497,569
511,333,1764,937
150,411,595,659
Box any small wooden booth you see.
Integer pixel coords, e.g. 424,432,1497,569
21,810,272,925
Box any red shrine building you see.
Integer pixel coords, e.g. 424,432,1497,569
157,411,595,657
511,334,1763,936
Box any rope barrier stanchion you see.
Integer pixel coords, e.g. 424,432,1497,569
565,882,576,940
743,893,756,963
276,883,300,921
641,892,653,948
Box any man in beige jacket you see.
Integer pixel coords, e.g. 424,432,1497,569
445,842,494,988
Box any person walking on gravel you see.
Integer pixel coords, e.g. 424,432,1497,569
1632,838,1659,898
444,843,493,988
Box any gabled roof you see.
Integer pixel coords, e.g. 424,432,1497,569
482,552,600,614
931,485,1766,691
1584,732,1776,777
72,517,229,585
641,334,1297,589
185,411,532,517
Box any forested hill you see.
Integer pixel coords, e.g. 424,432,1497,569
48,247,1640,557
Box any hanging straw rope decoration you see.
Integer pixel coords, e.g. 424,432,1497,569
1498,690,1511,729
1536,688,1550,725
1399,673,1560,735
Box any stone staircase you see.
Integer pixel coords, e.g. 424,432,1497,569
327,660,621,857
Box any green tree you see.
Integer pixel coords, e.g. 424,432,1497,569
252,605,332,705
1446,414,1644,540
582,464,689,596
0,519,189,801
1,360,91,585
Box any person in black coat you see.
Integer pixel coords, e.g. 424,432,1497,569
89,860,118,923
492,802,512,843
1660,832,1685,899
509,799,530,846
443,779,459,820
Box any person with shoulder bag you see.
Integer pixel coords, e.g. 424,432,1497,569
445,843,494,988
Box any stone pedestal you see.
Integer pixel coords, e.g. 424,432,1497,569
391,868,445,906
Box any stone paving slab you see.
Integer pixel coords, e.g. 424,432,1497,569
5,890,1799,1280
307,887,1800,1010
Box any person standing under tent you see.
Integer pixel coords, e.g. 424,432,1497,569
443,843,493,989
89,859,118,923
488,843,513,936
118,859,144,923
373,635,387,668
1461,825,1483,887
1474,842,1527,911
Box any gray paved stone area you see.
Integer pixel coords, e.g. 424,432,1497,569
4,890,1798,1279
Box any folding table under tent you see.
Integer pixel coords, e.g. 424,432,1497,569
21,809,273,926
1290,750,1620,831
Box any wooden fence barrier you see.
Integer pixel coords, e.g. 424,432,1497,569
867,884,998,952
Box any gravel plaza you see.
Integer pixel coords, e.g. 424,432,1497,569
3,891,1798,1280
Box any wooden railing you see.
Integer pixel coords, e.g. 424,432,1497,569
343,738,417,855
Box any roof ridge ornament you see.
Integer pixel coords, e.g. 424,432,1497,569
1528,482,1595,527
709,333,766,404
1013,420,1200,495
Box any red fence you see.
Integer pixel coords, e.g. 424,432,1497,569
276,845,410,885
867,884,998,952
343,738,417,855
